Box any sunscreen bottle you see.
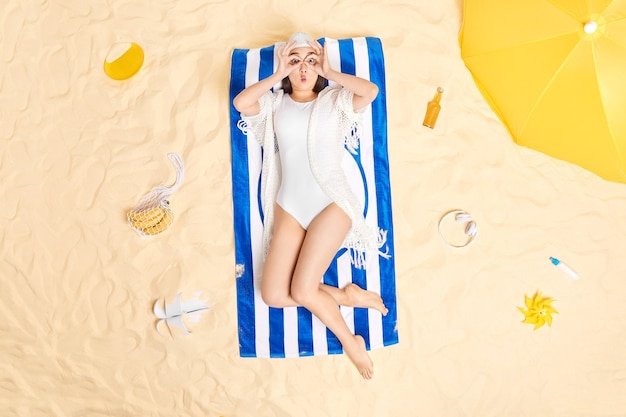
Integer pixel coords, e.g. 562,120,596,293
423,87,444,128
549,257,580,280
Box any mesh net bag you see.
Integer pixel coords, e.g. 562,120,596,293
127,153,184,238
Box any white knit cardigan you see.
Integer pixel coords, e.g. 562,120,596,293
238,86,388,269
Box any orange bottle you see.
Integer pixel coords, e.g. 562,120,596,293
423,87,444,128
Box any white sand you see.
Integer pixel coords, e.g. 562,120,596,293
2,0,625,416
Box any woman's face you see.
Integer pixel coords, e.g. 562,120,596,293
287,47,319,91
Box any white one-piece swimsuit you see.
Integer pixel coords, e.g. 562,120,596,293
274,94,332,229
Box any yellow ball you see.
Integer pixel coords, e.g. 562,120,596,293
104,42,144,80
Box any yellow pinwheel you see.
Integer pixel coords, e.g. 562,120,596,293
518,291,558,330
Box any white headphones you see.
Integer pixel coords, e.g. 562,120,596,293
437,209,478,248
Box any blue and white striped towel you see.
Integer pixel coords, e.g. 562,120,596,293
229,37,397,358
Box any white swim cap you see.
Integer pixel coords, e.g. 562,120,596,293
289,32,315,47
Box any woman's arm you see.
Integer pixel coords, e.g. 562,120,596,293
326,69,379,111
232,72,281,116
233,41,298,116
307,41,379,111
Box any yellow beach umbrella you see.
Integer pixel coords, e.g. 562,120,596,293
460,0,626,184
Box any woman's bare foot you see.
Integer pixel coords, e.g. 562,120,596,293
344,335,374,379
344,283,389,316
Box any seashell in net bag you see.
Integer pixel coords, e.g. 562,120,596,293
127,153,184,237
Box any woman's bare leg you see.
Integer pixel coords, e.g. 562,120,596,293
319,284,388,316
289,204,375,379
259,205,306,308
261,204,388,317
